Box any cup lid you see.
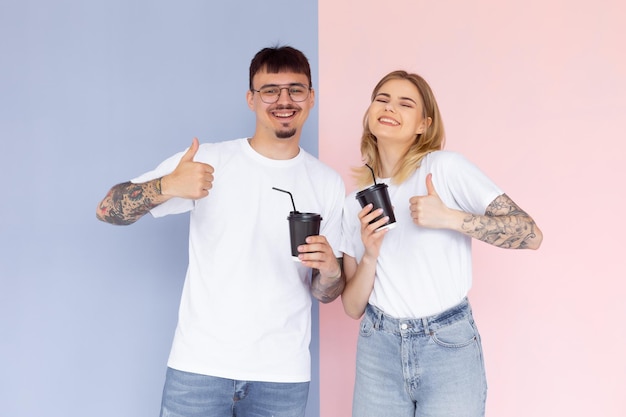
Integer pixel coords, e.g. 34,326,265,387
287,211,322,220
355,182,387,198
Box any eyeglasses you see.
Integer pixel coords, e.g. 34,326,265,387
251,83,311,104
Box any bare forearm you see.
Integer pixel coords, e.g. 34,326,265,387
311,258,345,303
458,194,543,249
341,255,376,319
96,178,168,225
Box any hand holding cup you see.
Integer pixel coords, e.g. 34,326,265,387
355,164,396,231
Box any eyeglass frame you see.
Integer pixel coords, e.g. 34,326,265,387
250,83,312,104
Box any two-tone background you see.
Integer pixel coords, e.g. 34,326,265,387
1,1,624,416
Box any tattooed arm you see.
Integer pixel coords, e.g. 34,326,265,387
96,138,215,225
410,173,543,250
96,178,170,225
311,258,346,304
458,194,542,249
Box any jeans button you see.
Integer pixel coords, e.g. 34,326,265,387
400,323,408,330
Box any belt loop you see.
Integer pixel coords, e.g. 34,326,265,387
421,317,430,336
370,305,381,330
375,309,383,330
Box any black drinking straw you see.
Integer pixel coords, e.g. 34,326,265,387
365,164,377,185
272,187,297,212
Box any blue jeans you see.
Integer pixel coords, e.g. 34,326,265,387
160,368,309,417
352,298,487,417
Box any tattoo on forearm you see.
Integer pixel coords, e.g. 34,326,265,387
461,194,538,249
96,179,162,225
311,260,345,303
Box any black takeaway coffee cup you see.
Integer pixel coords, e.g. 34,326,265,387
287,211,322,261
355,183,397,231
272,187,323,261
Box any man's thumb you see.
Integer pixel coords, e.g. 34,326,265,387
181,137,199,162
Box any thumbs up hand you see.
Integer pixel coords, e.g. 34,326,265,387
161,138,215,199
409,173,452,229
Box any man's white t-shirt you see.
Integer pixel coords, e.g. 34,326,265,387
341,151,503,318
132,138,345,382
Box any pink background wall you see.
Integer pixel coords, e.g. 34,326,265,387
318,1,625,416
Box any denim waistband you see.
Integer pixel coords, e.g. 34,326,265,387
365,298,473,336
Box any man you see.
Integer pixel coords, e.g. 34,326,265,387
96,46,345,417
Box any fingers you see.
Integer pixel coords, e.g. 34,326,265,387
299,235,330,255
180,137,200,162
163,138,215,199
297,235,334,265
409,173,451,228
409,172,436,214
358,203,378,223
358,204,387,231
180,138,214,174
425,173,437,196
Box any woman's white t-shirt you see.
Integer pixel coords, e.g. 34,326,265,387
341,151,502,318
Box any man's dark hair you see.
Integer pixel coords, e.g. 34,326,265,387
249,45,312,90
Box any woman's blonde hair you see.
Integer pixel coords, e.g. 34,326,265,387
354,70,445,188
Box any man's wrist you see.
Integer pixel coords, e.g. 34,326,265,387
155,177,162,195
325,269,342,280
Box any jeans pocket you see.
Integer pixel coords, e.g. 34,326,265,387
431,318,478,348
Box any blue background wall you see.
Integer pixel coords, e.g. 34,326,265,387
0,1,320,416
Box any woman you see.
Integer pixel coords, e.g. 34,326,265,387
340,71,543,417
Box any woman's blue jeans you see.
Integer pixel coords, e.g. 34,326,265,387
159,368,309,417
352,298,487,417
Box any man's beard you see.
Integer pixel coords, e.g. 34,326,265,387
275,127,297,139
272,104,298,139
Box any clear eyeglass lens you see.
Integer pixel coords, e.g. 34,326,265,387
259,85,309,103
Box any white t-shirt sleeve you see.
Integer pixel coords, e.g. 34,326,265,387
339,193,360,259
430,152,503,215
322,175,346,259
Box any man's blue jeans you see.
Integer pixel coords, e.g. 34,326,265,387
160,368,309,417
352,298,488,417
